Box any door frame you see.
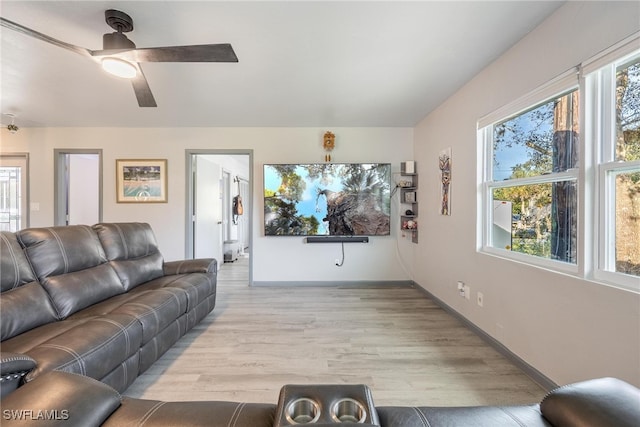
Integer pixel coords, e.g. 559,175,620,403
54,149,103,226
185,149,253,285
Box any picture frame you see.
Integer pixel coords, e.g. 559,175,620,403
116,159,168,203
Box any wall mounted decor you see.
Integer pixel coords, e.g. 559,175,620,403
323,131,335,162
439,148,451,215
116,159,167,203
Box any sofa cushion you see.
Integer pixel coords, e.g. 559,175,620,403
18,225,107,279
1,282,59,341
105,289,187,344
0,231,37,291
18,225,125,318
0,231,59,341
22,314,143,383
43,264,126,318
93,223,164,290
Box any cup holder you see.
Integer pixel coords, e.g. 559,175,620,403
285,397,321,424
331,398,367,423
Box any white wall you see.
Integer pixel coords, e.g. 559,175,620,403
412,1,640,387
0,127,414,283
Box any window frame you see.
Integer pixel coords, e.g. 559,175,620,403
478,32,640,292
479,74,581,275
588,46,640,291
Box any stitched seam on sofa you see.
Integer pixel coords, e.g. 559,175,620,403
540,382,574,405
145,225,152,256
0,233,21,289
136,401,166,426
57,370,124,399
98,317,134,357
123,298,177,332
499,407,528,427
48,228,70,274
227,402,246,427
152,288,183,311
39,317,136,372
175,261,185,274
411,407,431,427
160,276,196,308
113,223,129,259
81,225,104,263
0,355,35,364
39,343,86,375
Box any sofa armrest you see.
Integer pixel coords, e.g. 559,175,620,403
164,258,217,275
1,371,122,426
540,377,640,427
1,352,37,398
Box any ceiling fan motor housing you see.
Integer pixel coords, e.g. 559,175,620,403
103,9,136,49
103,32,136,50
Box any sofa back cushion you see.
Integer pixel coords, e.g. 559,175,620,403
92,222,164,291
0,231,58,340
1,231,37,291
17,225,124,318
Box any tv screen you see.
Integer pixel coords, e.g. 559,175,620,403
264,163,391,236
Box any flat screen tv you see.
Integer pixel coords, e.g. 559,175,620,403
264,163,391,236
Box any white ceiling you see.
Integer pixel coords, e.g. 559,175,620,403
0,1,564,128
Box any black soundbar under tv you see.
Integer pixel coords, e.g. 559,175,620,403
305,236,369,243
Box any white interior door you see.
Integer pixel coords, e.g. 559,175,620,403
194,156,223,262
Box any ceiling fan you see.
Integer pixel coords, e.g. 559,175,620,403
0,9,238,107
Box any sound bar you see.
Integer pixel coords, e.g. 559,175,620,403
305,236,369,243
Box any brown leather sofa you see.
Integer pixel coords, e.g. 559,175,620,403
0,223,216,395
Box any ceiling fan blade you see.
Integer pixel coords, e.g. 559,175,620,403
0,17,93,58
92,43,238,63
131,64,157,107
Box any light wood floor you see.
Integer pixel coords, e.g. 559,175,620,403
124,255,546,407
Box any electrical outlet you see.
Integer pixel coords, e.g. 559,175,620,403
477,292,484,307
464,285,471,300
457,281,465,297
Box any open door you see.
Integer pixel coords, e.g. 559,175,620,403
186,150,253,285
193,156,224,262
54,150,102,226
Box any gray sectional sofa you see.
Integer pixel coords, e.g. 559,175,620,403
0,222,216,394
2,222,639,426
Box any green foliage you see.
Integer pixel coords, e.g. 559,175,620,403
617,61,640,162
264,164,390,235
264,195,319,235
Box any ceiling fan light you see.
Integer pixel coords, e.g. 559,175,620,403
101,57,137,78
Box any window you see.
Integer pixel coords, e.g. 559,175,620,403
479,33,639,291
593,51,640,287
0,154,28,232
480,78,580,272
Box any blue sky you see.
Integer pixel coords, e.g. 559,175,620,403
264,165,345,235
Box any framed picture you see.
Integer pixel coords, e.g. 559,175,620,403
116,159,168,203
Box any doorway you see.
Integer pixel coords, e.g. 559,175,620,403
186,149,252,285
0,153,29,231
54,149,102,226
